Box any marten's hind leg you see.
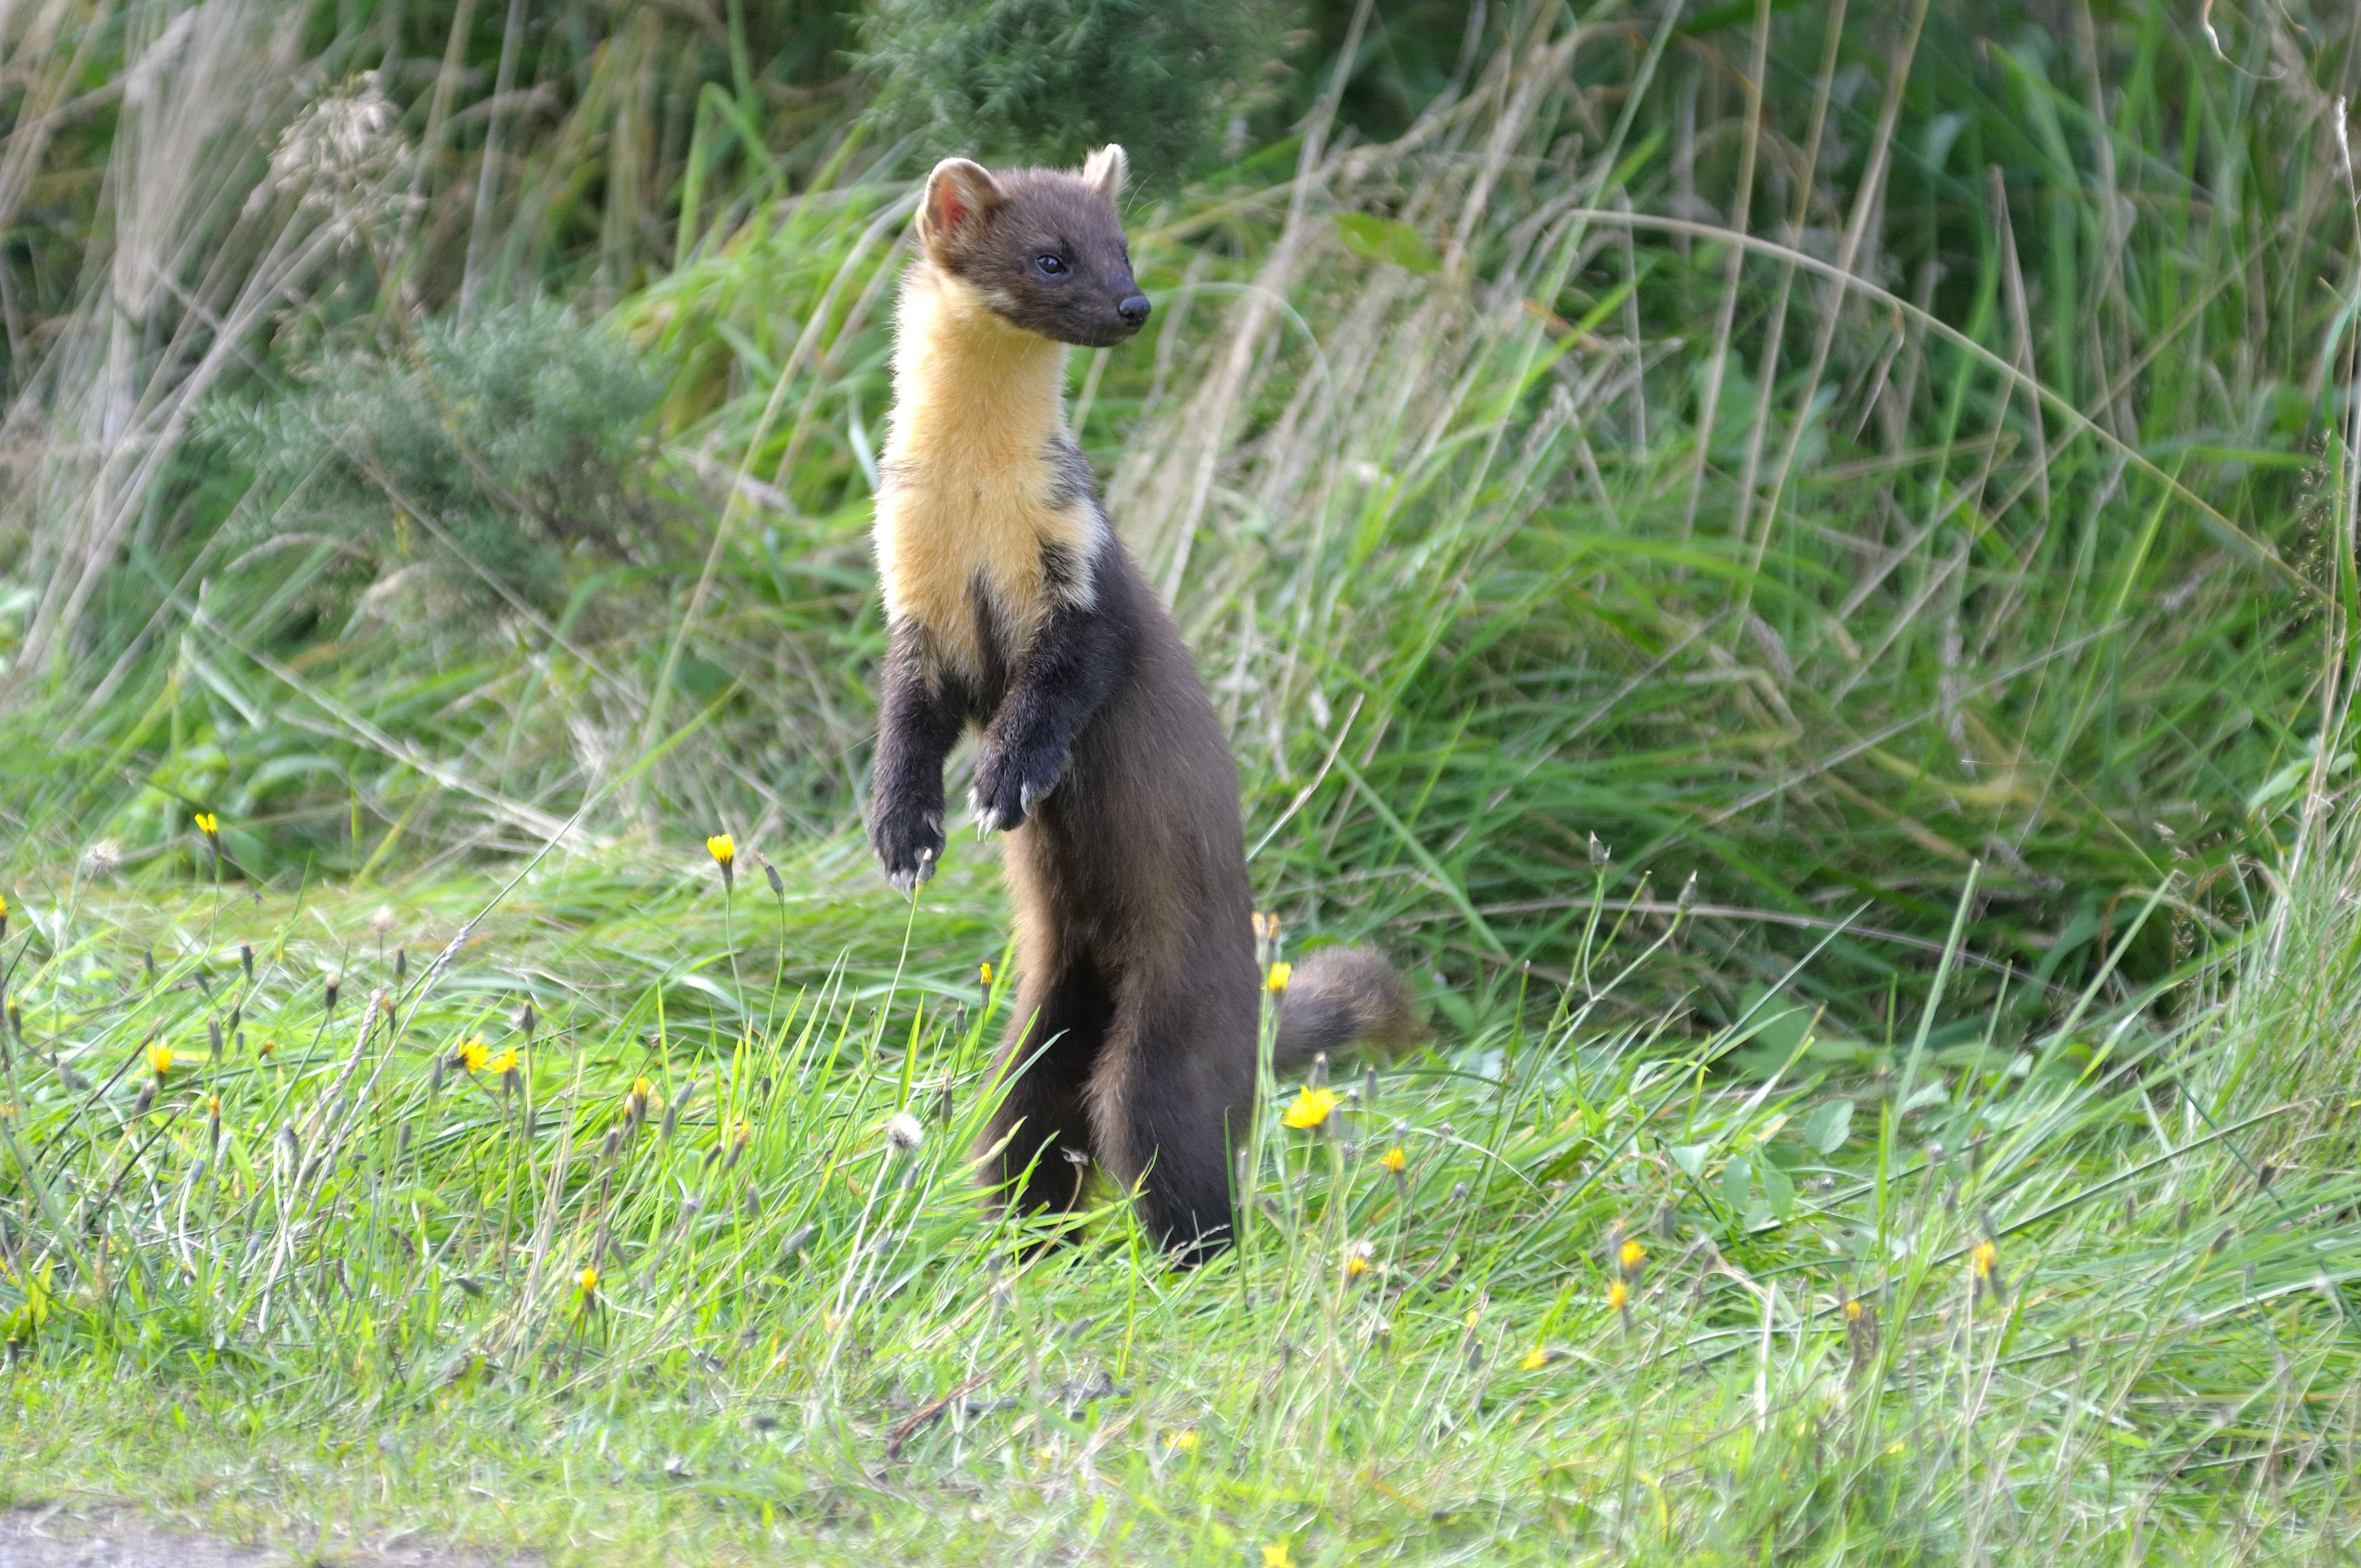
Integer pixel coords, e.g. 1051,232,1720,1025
1087,976,1253,1264
975,954,1113,1224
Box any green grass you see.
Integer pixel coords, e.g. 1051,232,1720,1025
5,0,2361,1560
2,837,2359,1562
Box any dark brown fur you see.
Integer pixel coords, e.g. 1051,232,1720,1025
869,151,1421,1264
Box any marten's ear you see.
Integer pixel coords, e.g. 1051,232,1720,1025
918,158,1003,251
1082,144,1128,202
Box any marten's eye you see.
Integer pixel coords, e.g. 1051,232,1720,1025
1035,255,1067,276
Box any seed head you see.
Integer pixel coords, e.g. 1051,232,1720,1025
323,973,340,1012
885,1112,925,1152
369,904,394,938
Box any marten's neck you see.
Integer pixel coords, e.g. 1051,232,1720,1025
888,264,1069,473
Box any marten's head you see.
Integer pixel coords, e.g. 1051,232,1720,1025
914,146,1151,349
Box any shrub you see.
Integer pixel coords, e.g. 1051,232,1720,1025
856,0,1294,182
204,301,660,621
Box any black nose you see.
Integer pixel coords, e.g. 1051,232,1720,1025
1117,294,1151,324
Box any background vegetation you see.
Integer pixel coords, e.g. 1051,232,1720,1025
2,0,2359,1561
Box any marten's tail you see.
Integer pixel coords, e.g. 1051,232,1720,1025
1272,946,1428,1073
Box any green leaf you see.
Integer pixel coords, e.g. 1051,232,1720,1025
1668,1143,1709,1179
1759,1161,1796,1222
1722,1155,1753,1215
1801,1098,1854,1155
1334,213,1441,274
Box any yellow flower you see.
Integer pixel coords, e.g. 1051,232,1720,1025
1280,1085,1337,1130
1266,961,1292,994
1162,1430,1198,1451
1378,1145,1407,1175
1262,1545,1294,1568
1520,1345,1548,1370
487,1048,520,1076
577,1264,599,1296
979,961,994,988
1843,1298,1863,1322
706,834,736,888
458,1037,488,1074
1463,1309,1480,1329
149,1042,173,1077
1608,1280,1630,1311
194,812,219,840
1343,1242,1374,1280
1618,1238,1646,1275
1972,1239,1997,1280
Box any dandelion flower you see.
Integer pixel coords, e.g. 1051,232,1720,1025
1464,1309,1481,1330
487,1047,519,1076
706,834,737,889
1520,1345,1548,1370
457,1037,488,1074
1844,1298,1863,1322
1618,1238,1646,1275
1280,1085,1337,1130
0,890,8,941
1266,961,1292,995
1608,1280,1630,1311
1971,1239,1997,1280
1163,1430,1198,1451
1343,1240,1374,1280
1378,1145,1407,1175
885,1112,925,1152
577,1264,599,1297
194,812,220,841
1262,1545,1294,1568
979,961,994,988
149,1042,173,1077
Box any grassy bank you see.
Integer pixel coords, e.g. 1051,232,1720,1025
1,829,2358,1562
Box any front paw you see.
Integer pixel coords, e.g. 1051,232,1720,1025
869,796,944,896
970,736,1066,834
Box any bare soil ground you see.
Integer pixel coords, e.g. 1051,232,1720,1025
0,1509,534,1567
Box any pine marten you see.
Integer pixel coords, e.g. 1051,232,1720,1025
866,145,1423,1261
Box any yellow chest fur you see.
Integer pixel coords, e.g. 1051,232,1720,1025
875,266,1099,682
